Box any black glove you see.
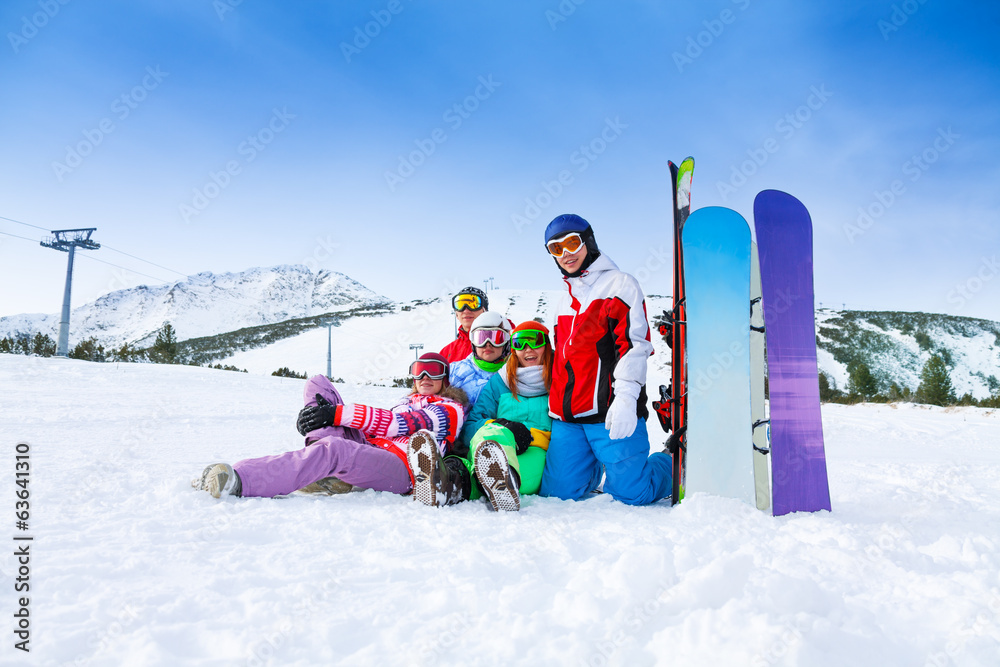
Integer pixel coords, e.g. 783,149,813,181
494,418,532,455
296,394,337,436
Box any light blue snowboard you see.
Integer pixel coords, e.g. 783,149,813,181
683,206,755,504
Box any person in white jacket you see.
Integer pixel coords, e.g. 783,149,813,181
538,213,673,505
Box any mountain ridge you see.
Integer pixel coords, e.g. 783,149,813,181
0,264,392,347
2,269,997,399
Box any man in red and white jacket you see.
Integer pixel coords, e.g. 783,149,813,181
539,214,673,506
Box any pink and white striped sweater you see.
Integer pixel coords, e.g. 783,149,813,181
332,392,466,457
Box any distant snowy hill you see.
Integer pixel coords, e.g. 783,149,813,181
212,291,1000,400
3,269,998,398
0,265,392,348
215,288,566,383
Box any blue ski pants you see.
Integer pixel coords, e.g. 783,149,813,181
540,418,673,506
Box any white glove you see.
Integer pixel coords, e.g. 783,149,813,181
605,382,640,440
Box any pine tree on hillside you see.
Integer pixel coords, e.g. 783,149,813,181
110,342,145,362
31,332,57,357
69,337,106,362
818,372,841,402
151,322,178,364
916,354,955,406
847,361,878,400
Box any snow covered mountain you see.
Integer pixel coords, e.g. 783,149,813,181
0,265,392,348
209,291,1000,400
3,271,997,399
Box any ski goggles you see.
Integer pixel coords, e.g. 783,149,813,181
511,330,548,351
470,327,510,348
452,294,484,312
546,232,585,258
409,359,448,380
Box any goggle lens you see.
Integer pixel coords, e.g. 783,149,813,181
470,327,511,348
546,232,584,258
453,294,483,312
511,331,548,350
409,359,448,380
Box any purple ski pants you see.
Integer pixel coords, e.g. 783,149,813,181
234,376,412,497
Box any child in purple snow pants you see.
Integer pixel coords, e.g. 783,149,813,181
234,375,412,497
194,352,468,499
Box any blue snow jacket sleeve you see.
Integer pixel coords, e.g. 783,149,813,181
459,373,506,451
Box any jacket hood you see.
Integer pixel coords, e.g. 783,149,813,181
438,385,471,412
564,253,618,283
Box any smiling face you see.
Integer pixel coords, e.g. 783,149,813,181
413,375,444,396
555,242,588,274
515,345,543,367
456,307,484,332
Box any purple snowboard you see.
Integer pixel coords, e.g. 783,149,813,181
753,190,832,515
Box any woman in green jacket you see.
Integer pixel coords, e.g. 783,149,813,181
460,320,553,511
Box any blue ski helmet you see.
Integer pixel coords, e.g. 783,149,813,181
544,214,591,244
544,213,601,277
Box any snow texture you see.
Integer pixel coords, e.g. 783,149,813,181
2,354,999,666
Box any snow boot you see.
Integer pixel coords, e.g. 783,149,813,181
199,463,242,498
474,440,520,512
299,476,354,495
408,430,470,507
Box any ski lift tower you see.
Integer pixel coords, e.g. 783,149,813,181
40,228,100,356
321,318,341,379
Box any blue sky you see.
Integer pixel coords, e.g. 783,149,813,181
1,0,998,321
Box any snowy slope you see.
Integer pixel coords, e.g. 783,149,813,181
0,265,390,348
218,288,565,382
815,309,1000,399
2,355,999,666
4,262,997,399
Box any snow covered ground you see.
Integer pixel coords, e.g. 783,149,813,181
2,354,999,666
